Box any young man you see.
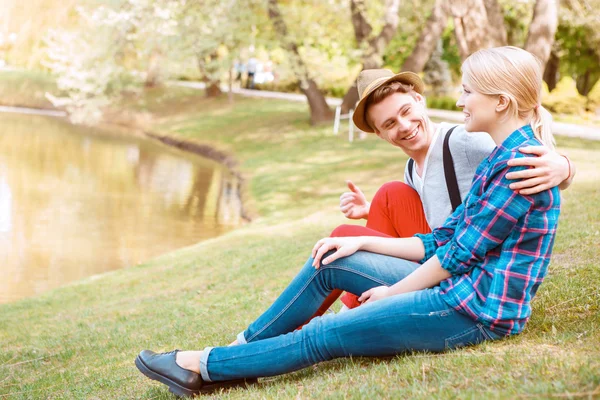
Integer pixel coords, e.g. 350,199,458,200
318,69,575,312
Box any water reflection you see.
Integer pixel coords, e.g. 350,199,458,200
0,113,242,303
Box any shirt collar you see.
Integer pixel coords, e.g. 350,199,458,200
487,125,536,161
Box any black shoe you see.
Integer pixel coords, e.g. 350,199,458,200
135,350,203,397
135,349,259,397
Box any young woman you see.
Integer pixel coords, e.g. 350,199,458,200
135,46,561,397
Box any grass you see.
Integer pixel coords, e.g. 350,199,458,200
0,85,599,399
0,69,61,109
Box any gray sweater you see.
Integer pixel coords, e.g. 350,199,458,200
404,123,496,229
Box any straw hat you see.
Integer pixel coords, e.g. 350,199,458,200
352,69,424,133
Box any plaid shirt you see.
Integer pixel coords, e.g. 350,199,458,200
416,125,561,336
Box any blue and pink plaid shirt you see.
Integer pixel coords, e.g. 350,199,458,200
416,125,561,336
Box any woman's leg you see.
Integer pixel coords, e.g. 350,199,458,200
322,182,432,312
301,225,393,324
201,287,500,382
237,250,421,344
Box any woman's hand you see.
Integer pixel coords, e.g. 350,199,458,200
311,237,363,268
358,286,391,304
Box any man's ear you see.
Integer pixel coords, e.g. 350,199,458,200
414,92,426,106
496,94,511,113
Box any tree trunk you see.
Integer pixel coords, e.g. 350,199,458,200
401,0,449,73
543,49,560,92
483,0,507,46
576,69,600,97
524,0,559,70
197,53,222,98
450,0,491,62
340,0,401,113
145,48,162,88
267,0,333,124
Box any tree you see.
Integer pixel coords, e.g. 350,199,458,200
176,0,265,98
267,0,333,124
554,0,600,96
449,0,491,62
400,0,448,73
483,0,507,46
423,39,452,96
524,0,559,69
44,1,183,123
339,0,401,113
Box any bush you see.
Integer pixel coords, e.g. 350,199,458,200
587,80,600,115
254,80,301,94
426,96,460,111
542,77,587,115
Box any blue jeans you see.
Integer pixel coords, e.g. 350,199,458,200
199,251,500,382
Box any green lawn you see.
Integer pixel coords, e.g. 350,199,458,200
1,88,599,399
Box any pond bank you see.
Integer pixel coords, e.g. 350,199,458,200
0,102,254,221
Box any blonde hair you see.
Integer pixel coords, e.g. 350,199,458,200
462,46,555,150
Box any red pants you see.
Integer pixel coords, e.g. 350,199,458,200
300,182,431,326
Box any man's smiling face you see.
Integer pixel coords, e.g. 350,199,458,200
366,92,434,155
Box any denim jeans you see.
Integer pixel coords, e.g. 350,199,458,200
199,251,500,382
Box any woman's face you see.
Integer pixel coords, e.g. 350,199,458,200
456,80,499,133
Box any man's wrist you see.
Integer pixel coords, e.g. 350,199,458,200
561,155,572,182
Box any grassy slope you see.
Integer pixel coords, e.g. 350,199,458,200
0,89,599,399
0,69,59,109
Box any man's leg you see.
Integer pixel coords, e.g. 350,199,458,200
366,181,431,237
200,287,499,382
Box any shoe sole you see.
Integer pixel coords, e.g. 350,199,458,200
135,355,258,397
135,355,200,397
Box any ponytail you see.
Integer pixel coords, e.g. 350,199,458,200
530,105,555,151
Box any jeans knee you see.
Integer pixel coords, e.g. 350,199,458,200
295,315,335,363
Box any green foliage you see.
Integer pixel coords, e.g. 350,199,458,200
426,95,460,111
440,23,461,80
382,0,436,71
542,77,587,115
555,18,600,96
500,0,532,47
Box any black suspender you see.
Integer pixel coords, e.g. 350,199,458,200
407,125,462,212
443,126,462,212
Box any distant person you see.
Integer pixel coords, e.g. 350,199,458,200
135,46,563,397
233,60,245,87
246,57,258,89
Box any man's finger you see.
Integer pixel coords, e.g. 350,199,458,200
340,192,353,201
506,167,544,181
507,157,542,168
517,145,549,156
340,196,357,207
347,180,361,194
509,177,545,191
340,203,353,213
519,183,551,196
